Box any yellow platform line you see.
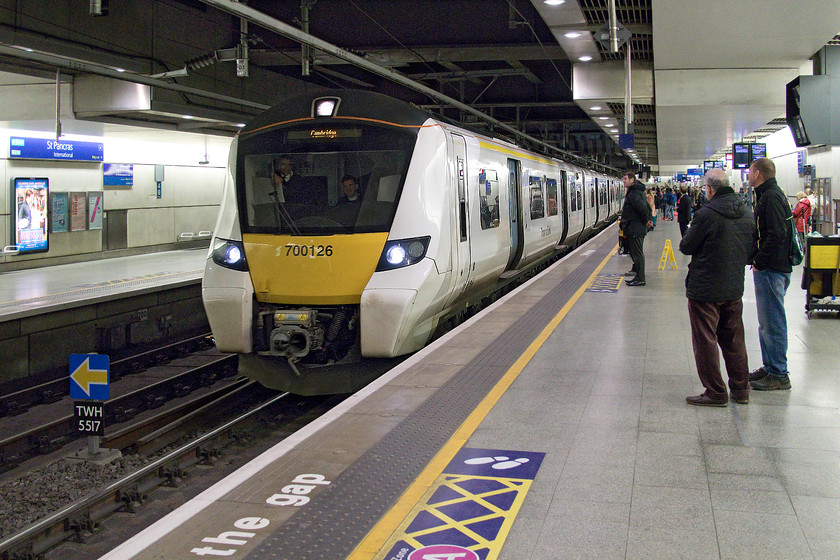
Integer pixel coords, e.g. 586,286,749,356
348,243,618,559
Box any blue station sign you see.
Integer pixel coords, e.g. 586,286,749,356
69,353,110,400
10,137,104,162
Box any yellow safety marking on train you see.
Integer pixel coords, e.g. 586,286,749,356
478,139,556,166
348,243,619,559
243,232,388,305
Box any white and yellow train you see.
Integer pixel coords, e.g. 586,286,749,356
202,89,624,394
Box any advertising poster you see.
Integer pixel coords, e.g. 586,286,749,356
51,192,68,233
103,163,133,186
88,191,103,230
13,177,49,253
69,192,87,232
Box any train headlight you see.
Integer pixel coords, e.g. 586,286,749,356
376,236,430,271
211,238,249,271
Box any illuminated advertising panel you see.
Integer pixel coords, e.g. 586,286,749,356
12,177,49,253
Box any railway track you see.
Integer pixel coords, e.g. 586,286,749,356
0,333,216,418
0,354,238,472
0,386,294,560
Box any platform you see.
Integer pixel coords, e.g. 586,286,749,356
0,248,206,322
98,219,840,560
0,248,208,385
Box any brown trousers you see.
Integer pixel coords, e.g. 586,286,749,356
687,299,750,399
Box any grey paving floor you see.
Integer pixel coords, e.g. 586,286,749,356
479,218,840,560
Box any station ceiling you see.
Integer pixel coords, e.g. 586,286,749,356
0,0,839,173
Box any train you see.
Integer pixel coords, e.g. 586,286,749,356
202,89,624,395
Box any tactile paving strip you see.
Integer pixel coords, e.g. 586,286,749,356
246,233,616,559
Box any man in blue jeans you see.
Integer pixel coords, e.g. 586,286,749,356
747,157,793,390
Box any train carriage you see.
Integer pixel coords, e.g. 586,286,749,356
203,89,622,395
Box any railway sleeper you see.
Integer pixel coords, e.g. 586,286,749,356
1,398,27,417
37,389,62,406
0,451,20,474
29,434,65,455
159,466,187,487
196,445,222,466
65,513,99,543
145,394,167,409
3,543,38,560
172,383,193,398
116,487,147,514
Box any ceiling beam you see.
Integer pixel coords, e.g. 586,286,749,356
407,68,537,81
249,44,569,67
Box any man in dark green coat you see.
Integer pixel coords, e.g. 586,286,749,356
679,168,756,406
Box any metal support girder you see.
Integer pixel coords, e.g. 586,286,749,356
196,0,601,167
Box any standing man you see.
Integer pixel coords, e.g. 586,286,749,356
748,157,793,391
680,169,756,406
620,171,652,287
676,185,692,237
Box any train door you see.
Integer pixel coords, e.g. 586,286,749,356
594,178,601,225
505,158,523,271
451,134,472,295
559,169,569,243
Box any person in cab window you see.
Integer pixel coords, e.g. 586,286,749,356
339,174,362,203
273,156,308,204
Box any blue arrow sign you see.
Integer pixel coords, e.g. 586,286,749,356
69,354,110,400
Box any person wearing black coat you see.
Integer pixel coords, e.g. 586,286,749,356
679,169,756,406
620,172,652,286
676,185,693,237
747,157,794,391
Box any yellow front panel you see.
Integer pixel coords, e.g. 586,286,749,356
243,232,389,305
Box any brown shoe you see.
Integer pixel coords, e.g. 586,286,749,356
730,392,749,404
686,393,728,407
749,367,768,381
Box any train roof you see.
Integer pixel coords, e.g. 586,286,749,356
240,89,431,135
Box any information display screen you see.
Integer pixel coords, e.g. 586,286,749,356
12,177,49,253
750,143,766,162
732,143,751,169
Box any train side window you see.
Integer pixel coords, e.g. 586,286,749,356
545,178,558,216
478,168,500,230
529,176,544,219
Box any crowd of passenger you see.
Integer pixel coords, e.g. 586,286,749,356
618,158,800,408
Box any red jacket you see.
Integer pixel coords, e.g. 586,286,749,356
793,198,811,233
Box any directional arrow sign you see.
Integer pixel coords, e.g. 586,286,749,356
69,354,110,400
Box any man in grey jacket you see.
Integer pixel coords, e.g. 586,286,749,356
679,169,756,406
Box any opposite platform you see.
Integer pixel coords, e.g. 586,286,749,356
0,248,206,321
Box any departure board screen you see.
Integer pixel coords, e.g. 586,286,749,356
732,143,750,169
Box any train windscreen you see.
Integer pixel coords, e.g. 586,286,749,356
237,124,416,235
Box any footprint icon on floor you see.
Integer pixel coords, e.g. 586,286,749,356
464,456,530,470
